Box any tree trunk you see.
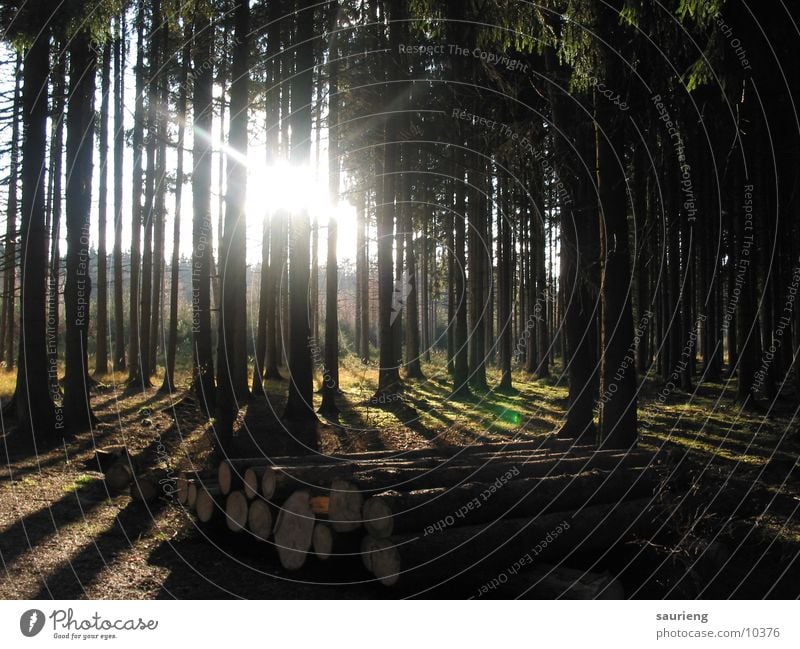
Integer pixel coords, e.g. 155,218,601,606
498,173,513,390
534,170,550,378
127,1,146,387
595,9,638,448
320,0,341,415
252,219,270,395
191,3,216,414
356,191,369,362
94,41,111,376
217,0,251,449
46,49,65,402
15,30,56,438
136,0,163,385
421,185,431,363
283,0,318,423
162,22,192,393
404,207,423,378
265,211,285,380
259,0,283,385
453,149,470,398
112,18,126,372
63,31,98,432
2,53,21,370
545,44,597,439
468,148,488,391
632,144,651,375
149,33,169,379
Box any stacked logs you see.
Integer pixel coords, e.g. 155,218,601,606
178,438,665,591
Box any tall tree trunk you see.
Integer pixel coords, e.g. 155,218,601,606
149,33,169,379
263,2,284,382
735,88,758,405
95,41,111,376
15,30,56,437
393,154,406,376
498,174,513,390
534,170,550,378
217,0,251,448
192,2,216,414
595,7,637,448
310,86,321,347
374,2,402,397
2,53,21,370
136,0,162,385
357,191,369,362
632,143,651,375
46,48,65,401
127,0,146,387
320,0,341,414
113,17,126,372
283,0,318,423
544,45,597,439
266,211,286,379
452,148,470,398
468,147,487,391
63,32,98,433
420,182,430,363
162,21,191,394
253,219,270,395
446,177,455,375
404,195,423,379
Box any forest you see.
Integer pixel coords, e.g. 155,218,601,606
0,0,798,600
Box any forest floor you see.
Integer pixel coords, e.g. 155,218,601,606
1,356,799,599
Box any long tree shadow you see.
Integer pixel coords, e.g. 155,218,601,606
236,397,319,458
92,387,172,421
30,496,169,599
1,406,196,575
327,392,388,452
0,478,119,573
384,400,452,449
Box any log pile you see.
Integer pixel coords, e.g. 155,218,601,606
176,438,666,593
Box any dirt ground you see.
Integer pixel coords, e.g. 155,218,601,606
1,362,799,599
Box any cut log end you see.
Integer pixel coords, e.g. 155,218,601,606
273,490,316,570
218,461,233,495
362,496,394,539
243,468,260,499
247,499,273,541
261,467,277,500
225,490,249,532
370,538,401,587
196,487,219,523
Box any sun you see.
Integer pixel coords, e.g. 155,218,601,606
246,160,328,217
243,159,360,261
